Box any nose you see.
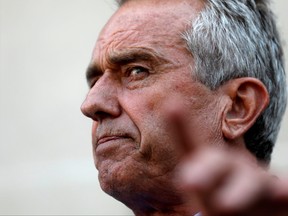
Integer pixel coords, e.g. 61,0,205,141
81,74,121,122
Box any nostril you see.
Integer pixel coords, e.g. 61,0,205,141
94,111,111,122
80,100,111,122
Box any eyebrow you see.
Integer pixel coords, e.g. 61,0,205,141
85,48,170,83
109,48,163,65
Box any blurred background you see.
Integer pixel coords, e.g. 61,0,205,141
0,0,287,215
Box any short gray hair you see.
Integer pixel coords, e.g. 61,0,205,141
116,0,287,163
183,0,286,163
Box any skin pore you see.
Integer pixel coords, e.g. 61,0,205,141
81,0,267,215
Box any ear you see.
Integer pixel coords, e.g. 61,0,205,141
221,78,269,140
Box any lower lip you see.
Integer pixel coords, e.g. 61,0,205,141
97,136,128,145
95,136,133,153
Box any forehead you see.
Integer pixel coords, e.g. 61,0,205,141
92,0,204,62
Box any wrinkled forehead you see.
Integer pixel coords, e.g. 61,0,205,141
96,0,203,48
90,0,204,69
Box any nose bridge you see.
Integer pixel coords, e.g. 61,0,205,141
81,73,121,121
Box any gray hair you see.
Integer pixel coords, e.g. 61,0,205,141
116,0,287,163
183,0,286,163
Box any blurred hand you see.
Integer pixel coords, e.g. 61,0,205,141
169,109,288,216
180,148,288,216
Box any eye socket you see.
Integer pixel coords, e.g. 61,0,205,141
126,66,149,81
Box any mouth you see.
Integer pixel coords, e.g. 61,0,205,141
97,135,132,146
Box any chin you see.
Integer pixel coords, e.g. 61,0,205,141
98,162,147,210
97,157,142,194
97,158,185,212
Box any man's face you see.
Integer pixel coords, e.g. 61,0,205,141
81,0,223,206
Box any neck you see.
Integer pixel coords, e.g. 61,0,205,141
126,194,200,216
133,206,199,216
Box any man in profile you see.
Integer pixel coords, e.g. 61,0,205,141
81,0,288,215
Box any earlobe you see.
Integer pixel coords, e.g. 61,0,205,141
221,78,269,140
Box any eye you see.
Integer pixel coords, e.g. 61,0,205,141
126,66,149,81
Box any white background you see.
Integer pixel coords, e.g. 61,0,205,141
0,0,287,215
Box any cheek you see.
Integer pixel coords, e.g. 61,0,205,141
121,87,172,135
121,90,184,162
121,91,160,124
